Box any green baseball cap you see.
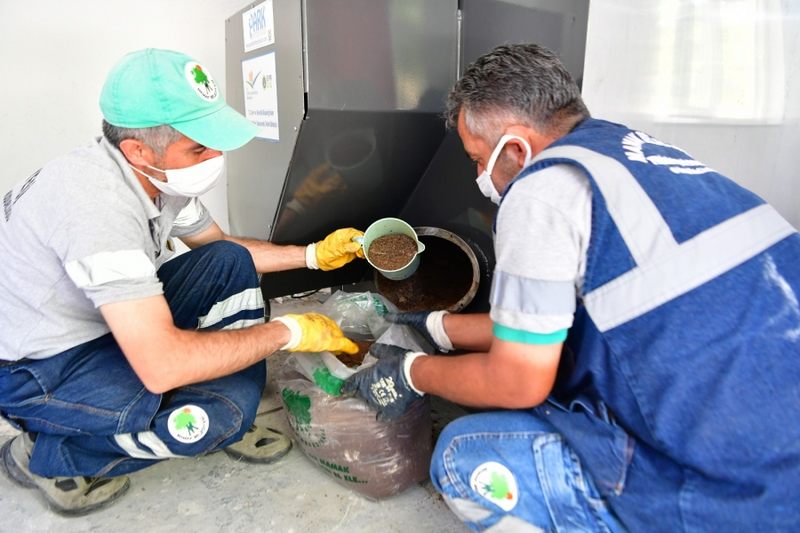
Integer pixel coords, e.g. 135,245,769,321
100,48,259,151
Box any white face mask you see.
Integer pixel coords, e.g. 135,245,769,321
475,134,533,205
131,155,225,197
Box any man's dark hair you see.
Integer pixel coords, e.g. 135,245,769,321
445,43,589,142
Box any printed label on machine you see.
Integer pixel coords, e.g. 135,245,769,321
242,51,280,141
242,0,275,52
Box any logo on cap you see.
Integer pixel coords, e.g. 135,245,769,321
184,62,219,102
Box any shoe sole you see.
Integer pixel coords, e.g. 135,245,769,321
224,430,293,465
0,437,131,516
0,438,36,489
224,439,293,464
51,477,131,517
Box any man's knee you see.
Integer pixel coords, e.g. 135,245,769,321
430,413,491,490
198,240,256,276
154,364,265,456
215,364,265,436
429,411,568,528
431,410,556,483
171,240,264,330
200,363,265,441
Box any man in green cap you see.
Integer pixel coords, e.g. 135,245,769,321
0,48,364,515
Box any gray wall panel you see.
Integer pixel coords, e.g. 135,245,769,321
225,0,305,239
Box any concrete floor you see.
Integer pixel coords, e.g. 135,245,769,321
0,293,467,533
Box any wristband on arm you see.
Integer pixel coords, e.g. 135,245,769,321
427,311,454,352
305,243,319,270
270,316,302,350
402,352,427,395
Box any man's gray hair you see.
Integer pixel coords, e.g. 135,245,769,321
102,120,183,155
445,43,589,142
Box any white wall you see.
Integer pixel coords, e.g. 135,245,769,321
582,0,800,229
0,0,250,231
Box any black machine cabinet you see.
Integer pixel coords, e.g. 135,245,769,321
225,0,589,309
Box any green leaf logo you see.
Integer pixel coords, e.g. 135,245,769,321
166,404,209,444
173,408,198,434
191,65,208,84
469,461,519,512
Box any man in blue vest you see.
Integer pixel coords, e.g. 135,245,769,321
344,43,800,531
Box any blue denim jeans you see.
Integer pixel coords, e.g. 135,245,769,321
0,241,266,478
430,410,625,532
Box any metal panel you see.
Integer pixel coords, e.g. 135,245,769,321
461,0,589,85
304,0,458,112
225,0,305,239
400,0,590,312
257,0,459,298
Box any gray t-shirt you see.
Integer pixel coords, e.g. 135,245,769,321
491,163,592,336
0,137,213,360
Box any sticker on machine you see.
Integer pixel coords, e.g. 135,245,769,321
242,52,279,141
167,404,209,443
470,461,519,511
242,0,275,52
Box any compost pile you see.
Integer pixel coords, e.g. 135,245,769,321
367,233,418,270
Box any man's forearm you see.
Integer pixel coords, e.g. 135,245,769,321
409,339,561,409
443,313,493,352
224,235,307,273
138,320,291,393
407,353,544,409
179,223,308,273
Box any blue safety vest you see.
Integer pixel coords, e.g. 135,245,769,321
505,118,800,531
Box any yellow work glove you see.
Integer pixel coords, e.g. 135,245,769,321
271,313,359,354
305,227,365,271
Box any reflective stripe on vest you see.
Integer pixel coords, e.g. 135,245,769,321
531,146,797,332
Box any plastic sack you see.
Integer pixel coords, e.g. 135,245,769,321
319,290,395,339
276,291,432,499
291,290,401,395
